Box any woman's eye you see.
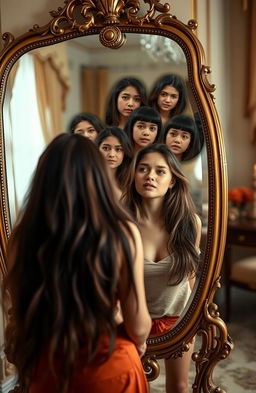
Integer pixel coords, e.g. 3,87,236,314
150,127,157,133
116,148,123,152
122,95,129,100
169,132,176,137
138,167,147,173
102,146,110,151
88,128,96,134
160,92,167,97
135,97,141,103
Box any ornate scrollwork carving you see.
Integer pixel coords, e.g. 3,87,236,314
192,278,234,393
28,0,172,37
142,356,160,381
166,342,190,359
201,65,216,93
2,32,15,48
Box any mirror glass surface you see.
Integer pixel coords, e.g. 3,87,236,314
3,32,208,335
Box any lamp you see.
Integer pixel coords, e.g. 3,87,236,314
140,34,185,63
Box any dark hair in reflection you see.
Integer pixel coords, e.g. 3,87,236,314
68,113,104,134
162,114,204,161
96,126,132,190
3,133,137,393
122,143,200,285
149,74,187,118
124,106,162,150
105,77,147,127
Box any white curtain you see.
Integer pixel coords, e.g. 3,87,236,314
3,54,46,224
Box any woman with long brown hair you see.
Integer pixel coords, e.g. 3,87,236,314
122,143,201,393
3,133,151,393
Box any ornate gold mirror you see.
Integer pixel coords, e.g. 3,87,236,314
0,1,232,392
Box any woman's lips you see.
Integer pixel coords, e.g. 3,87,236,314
143,183,156,189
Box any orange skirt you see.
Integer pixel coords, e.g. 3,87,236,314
30,334,149,393
150,316,179,336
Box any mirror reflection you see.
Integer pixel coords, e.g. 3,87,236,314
3,33,208,340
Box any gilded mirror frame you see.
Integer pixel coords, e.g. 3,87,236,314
0,1,232,392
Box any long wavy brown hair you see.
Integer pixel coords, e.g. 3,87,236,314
122,143,200,285
3,133,137,393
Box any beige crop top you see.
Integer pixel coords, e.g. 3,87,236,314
144,255,191,318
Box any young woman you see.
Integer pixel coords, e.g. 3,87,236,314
149,74,188,125
162,114,203,161
96,127,132,198
68,113,104,141
105,77,147,129
3,134,151,393
124,106,162,154
122,143,201,393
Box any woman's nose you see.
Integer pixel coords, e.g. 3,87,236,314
146,170,155,179
174,135,182,143
142,127,150,135
127,98,134,107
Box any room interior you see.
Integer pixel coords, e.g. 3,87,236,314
0,0,255,392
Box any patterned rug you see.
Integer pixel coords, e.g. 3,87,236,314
150,287,256,393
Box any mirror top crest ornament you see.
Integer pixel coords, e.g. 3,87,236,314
2,0,199,50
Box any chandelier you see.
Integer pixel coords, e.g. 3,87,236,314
140,35,185,63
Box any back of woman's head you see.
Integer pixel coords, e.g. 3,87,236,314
162,115,202,161
4,133,136,392
68,112,104,134
149,74,187,116
124,106,162,148
105,77,147,126
123,143,200,284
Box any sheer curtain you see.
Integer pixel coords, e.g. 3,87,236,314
3,44,70,224
4,54,46,224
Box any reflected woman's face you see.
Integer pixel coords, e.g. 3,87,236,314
135,152,173,199
99,136,124,170
157,85,179,114
117,86,141,120
165,128,191,160
74,120,98,141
